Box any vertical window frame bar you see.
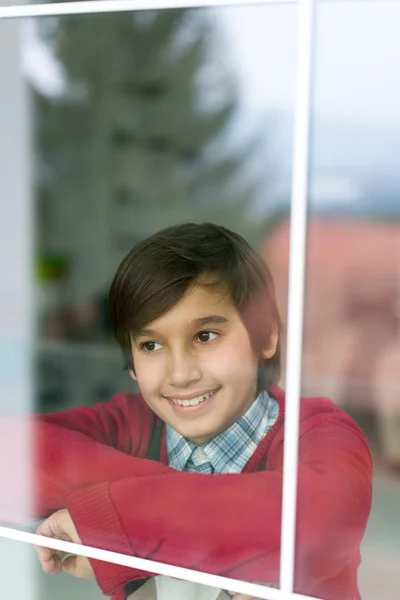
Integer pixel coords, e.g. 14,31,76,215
279,0,314,595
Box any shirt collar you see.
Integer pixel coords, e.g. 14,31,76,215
166,390,279,474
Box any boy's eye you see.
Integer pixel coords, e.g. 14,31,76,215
140,341,163,352
196,331,218,343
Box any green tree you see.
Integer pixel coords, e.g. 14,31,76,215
34,8,270,301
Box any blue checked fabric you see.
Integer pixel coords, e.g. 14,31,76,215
166,390,279,474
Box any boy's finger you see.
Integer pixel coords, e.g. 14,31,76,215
34,543,67,560
36,509,70,540
62,555,95,580
34,544,67,573
34,544,54,569
34,544,53,561
62,555,88,578
43,556,63,574
36,518,57,538
40,551,63,574
61,554,78,577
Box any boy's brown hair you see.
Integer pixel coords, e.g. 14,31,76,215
109,222,282,388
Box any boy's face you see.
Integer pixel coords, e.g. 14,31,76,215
130,282,277,445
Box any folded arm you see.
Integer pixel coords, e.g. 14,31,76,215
0,394,169,523
63,414,372,596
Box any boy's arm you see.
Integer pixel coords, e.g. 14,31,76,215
64,413,372,597
0,394,170,523
38,392,149,453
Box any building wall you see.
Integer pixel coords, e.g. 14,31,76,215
262,218,400,427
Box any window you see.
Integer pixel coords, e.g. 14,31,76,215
0,1,399,600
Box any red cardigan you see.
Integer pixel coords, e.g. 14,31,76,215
0,387,372,600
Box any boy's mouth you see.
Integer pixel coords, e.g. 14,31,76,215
164,386,221,412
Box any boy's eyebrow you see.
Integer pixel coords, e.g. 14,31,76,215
132,315,229,341
192,315,229,328
132,328,158,341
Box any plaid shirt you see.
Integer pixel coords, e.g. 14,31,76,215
166,390,279,474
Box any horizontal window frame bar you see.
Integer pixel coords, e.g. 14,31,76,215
0,524,324,600
0,0,391,20
0,0,294,20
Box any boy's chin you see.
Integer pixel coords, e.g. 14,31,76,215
169,419,217,444
179,421,227,445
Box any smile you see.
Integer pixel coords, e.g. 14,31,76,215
166,386,221,408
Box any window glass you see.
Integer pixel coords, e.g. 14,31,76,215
0,5,296,599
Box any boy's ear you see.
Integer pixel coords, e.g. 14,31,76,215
261,326,279,360
129,369,138,382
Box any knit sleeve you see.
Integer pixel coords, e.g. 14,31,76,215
65,410,372,598
0,395,168,523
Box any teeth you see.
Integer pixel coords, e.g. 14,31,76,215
171,388,218,407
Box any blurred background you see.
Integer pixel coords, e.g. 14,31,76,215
28,4,297,411
0,0,400,599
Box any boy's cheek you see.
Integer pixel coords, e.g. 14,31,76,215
212,353,258,381
133,355,162,381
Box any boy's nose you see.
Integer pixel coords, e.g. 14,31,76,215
168,350,202,388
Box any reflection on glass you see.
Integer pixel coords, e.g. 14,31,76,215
2,5,297,600
2,2,397,599
1,1,397,600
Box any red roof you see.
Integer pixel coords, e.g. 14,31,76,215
262,218,400,277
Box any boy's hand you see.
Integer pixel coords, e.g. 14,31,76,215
35,508,95,580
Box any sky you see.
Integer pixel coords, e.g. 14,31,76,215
220,1,400,124
19,0,400,211
22,1,400,123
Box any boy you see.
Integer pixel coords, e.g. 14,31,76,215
1,223,372,600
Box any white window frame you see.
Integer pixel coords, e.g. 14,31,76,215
0,0,314,598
